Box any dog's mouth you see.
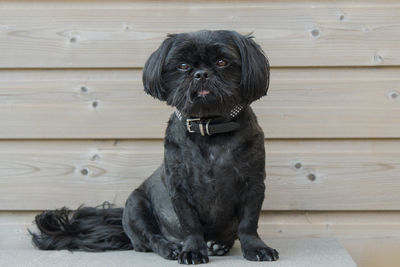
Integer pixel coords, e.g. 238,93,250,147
197,90,210,96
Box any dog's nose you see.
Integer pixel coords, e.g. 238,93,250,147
194,70,209,81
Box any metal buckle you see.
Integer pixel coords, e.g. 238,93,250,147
186,118,201,133
205,119,211,135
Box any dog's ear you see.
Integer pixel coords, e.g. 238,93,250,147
231,32,270,104
142,34,176,101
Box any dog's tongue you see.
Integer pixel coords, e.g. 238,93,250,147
198,90,210,96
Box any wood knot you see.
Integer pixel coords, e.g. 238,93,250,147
69,36,78,43
123,24,132,30
81,168,89,175
294,162,302,169
310,28,321,39
80,86,88,93
389,91,399,100
337,13,345,21
307,173,317,181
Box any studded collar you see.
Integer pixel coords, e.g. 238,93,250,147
174,104,245,136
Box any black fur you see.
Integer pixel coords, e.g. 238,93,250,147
30,30,278,264
30,202,131,251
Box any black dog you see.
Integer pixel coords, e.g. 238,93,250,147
30,30,279,265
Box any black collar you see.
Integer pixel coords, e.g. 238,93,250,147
175,104,244,136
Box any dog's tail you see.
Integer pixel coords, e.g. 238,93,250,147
29,202,132,251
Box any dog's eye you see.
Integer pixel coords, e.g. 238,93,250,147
178,63,191,70
216,59,228,67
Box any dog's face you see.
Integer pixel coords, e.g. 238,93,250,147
143,30,269,117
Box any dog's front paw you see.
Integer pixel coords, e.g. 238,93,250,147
178,235,209,264
178,250,209,265
243,245,279,262
150,235,182,260
158,241,182,260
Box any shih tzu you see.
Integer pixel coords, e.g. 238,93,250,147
30,30,279,265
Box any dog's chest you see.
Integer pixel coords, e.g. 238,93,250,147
196,143,244,226
188,142,235,178
181,138,244,209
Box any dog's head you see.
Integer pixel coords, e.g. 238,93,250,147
143,30,269,117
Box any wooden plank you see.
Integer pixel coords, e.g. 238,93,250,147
2,210,400,267
258,211,400,238
0,67,400,139
1,0,400,67
1,139,400,211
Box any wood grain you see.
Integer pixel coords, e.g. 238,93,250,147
0,68,399,139
0,0,400,67
1,139,400,211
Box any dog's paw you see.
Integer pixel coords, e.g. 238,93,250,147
178,250,209,265
206,240,231,256
243,246,279,261
153,238,182,260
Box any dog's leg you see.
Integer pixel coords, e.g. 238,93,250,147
168,193,209,264
237,181,279,261
123,189,182,260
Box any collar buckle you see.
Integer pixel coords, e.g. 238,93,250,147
186,118,201,133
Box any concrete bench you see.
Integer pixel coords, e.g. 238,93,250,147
0,238,356,267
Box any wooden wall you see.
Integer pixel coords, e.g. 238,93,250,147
1,0,400,266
